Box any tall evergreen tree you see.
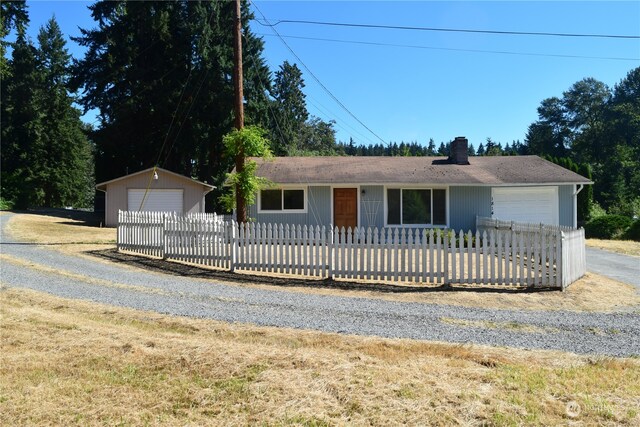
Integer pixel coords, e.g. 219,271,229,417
71,0,271,210
525,97,570,158
270,61,308,155
1,16,94,209
0,0,29,80
36,17,94,207
562,78,610,163
426,138,436,156
1,30,43,208
467,143,476,156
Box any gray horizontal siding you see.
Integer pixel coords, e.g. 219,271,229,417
558,185,574,227
248,184,573,232
449,186,491,232
360,185,384,229
251,186,331,228
307,186,332,227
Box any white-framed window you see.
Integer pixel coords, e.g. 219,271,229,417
259,188,306,213
385,188,447,226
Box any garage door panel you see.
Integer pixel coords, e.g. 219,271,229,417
492,187,558,225
127,189,183,213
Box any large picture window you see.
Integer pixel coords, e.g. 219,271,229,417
386,188,446,226
259,188,305,212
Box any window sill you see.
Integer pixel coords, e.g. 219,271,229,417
257,210,307,214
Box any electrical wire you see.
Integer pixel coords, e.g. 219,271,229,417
256,19,640,40
155,65,195,166
305,96,378,146
243,34,289,152
246,34,377,146
250,1,388,146
136,6,217,211
257,32,640,62
160,69,211,168
243,37,323,226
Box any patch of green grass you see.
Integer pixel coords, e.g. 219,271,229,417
213,363,268,397
89,312,200,335
491,410,519,427
24,316,79,331
0,197,14,211
394,384,417,399
278,414,332,426
440,317,555,334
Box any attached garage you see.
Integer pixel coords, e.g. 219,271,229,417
492,186,558,225
96,167,215,226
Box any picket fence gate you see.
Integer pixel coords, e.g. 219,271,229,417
117,211,587,290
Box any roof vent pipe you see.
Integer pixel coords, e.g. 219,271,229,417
449,136,469,165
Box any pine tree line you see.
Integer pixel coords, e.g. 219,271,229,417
1,1,637,218
1,3,93,209
525,69,640,216
334,138,528,157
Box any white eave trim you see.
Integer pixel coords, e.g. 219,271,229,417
95,167,215,192
266,181,593,187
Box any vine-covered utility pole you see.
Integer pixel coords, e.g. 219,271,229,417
233,0,246,223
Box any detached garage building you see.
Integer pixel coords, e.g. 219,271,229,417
96,167,215,227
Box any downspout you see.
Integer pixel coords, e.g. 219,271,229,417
572,184,584,228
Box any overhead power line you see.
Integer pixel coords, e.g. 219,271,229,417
257,33,640,62
256,19,640,40
250,2,388,145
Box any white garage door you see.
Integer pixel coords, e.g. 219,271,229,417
492,187,558,225
127,189,183,214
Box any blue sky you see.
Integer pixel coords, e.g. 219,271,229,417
19,1,640,148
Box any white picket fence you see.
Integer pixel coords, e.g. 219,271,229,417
476,216,587,288
117,211,587,290
477,216,576,234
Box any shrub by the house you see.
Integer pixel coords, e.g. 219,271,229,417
585,215,633,240
623,220,640,241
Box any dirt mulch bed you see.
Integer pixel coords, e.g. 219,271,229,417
88,249,640,314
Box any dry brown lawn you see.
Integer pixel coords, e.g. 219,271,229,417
258,271,640,313
1,288,639,426
5,211,639,313
586,238,640,257
4,210,116,256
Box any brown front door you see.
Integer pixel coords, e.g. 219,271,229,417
333,188,358,231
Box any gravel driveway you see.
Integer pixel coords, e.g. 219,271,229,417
1,213,639,357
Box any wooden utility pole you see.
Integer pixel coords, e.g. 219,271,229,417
233,0,246,223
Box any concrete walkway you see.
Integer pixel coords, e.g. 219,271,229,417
586,247,640,290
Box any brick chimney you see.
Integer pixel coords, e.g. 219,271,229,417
449,136,469,165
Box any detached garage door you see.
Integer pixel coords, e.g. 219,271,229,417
492,187,558,225
127,189,183,214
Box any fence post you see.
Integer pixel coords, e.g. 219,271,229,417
560,231,569,291
230,220,237,272
443,230,449,285
117,210,121,250
328,226,334,280
555,231,563,289
161,213,167,259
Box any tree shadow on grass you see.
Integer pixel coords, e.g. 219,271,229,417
7,208,104,227
88,248,558,295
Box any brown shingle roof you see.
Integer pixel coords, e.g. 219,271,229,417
252,156,591,185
